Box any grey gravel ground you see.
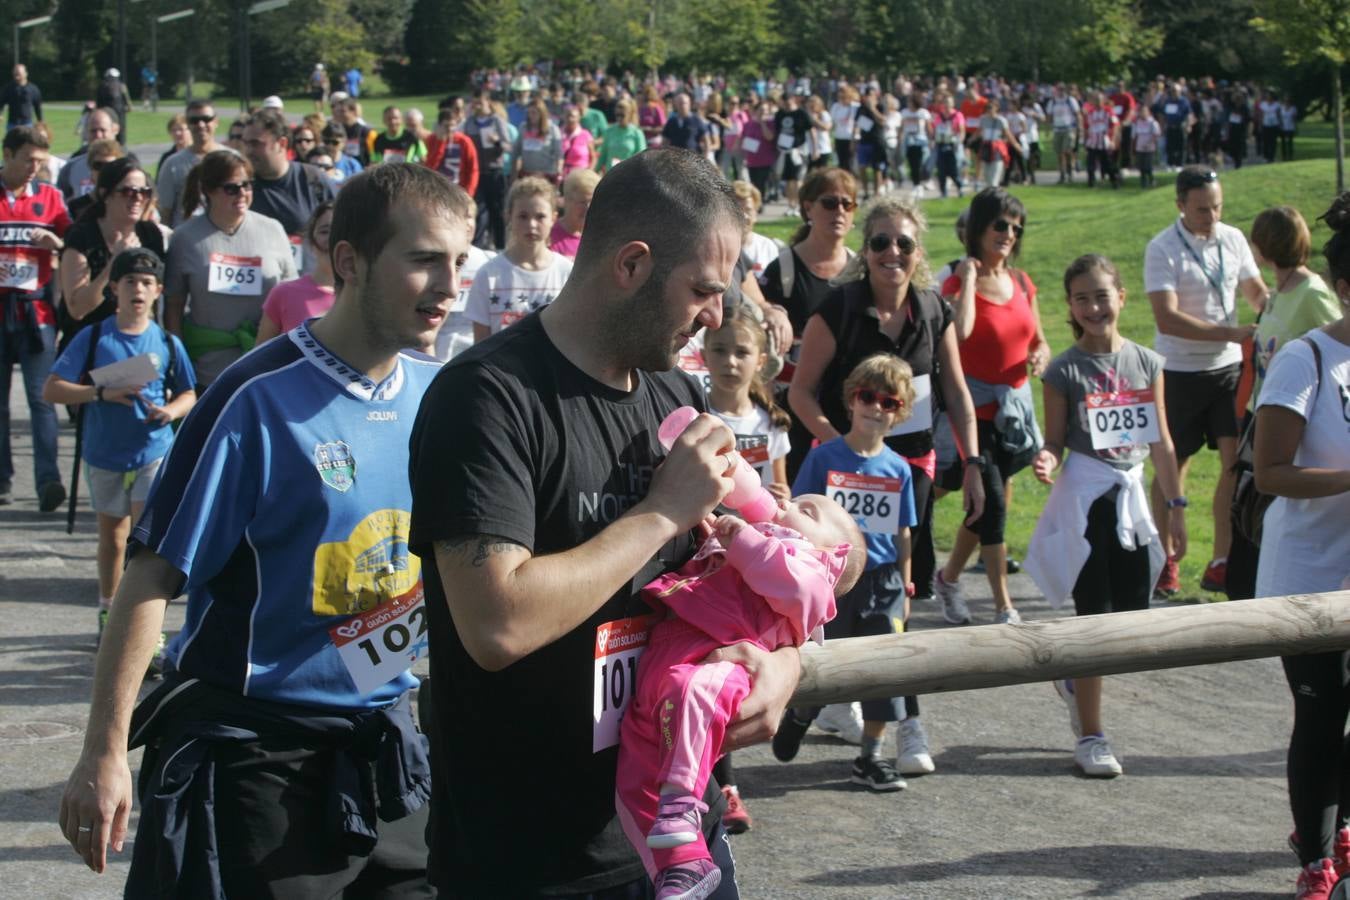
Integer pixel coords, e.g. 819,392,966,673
0,323,1297,898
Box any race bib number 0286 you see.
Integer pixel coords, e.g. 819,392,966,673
1085,389,1159,450
329,582,427,694
827,470,902,534
593,615,653,752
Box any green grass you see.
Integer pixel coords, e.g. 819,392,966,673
759,156,1341,600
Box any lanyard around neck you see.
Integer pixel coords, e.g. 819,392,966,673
1174,221,1228,311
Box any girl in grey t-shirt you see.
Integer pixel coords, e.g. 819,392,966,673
1027,254,1188,780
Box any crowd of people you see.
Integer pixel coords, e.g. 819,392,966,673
0,57,1345,900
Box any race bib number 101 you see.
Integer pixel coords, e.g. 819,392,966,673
329,582,427,694
593,615,653,752
1085,389,1160,450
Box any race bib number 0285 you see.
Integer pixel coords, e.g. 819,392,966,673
1085,389,1159,450
329,582,427,694
593,615,653,752
827,470,901,534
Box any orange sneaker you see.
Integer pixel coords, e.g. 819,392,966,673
1201,558,1228,593
1154,557,1180,599
720,785,752,834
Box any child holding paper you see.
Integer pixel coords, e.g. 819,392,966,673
43,248,196,652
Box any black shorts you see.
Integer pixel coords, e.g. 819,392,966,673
780,151,804,181
821,563,906,722
1163,364,1240,460
1072,495,1153,616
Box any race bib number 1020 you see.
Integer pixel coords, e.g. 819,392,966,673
329,582,427,694
593,615,653,752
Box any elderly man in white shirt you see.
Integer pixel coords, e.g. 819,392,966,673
1143,165,1268,597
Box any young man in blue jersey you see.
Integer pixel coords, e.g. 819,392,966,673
409,150,801,898
58,163,471,897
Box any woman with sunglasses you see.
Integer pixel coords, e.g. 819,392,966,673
788,196,985,777
165,150,298,388
290,125,319,163
762,167,859,477
58,158,170,352
935,187,1050,627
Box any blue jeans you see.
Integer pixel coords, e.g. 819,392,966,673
0,324,61,489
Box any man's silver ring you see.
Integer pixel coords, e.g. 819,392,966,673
77,826,93,833
723,454,737,474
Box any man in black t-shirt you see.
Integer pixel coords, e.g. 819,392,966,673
241,108,335,252
409,150,802,897
773,93,812,212
2,64,42,130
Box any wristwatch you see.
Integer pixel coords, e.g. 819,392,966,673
963,456,985,469
1166,496,1189,509
94,385,105,402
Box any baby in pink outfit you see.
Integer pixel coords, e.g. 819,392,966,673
616,494,865,899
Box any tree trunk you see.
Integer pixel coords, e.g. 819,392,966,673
1335,62,1345,194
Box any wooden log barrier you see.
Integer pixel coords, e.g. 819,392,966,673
792,591,1350,707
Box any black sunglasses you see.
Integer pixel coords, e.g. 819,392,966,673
992,219,1025,238
219,180,255,196
115,186,153,199
868,233,918,255
294,135,316,144
817,195,857,212
1177,169,1219,189
187,115,216,125
853,387,904,412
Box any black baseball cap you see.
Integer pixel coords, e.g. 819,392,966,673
109,247,164,283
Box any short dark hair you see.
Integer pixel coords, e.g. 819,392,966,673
1318,192,1350,286
321,121,347,142
1175,165,1219,200
964,186,1027,259
3,125,48,155
329,163,473,290
573,149,743,284
245,107,289,142
83,157,152,223
186,98,215,115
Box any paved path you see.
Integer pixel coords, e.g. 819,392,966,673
0,372,1298,897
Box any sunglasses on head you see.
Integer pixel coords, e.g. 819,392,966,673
1177,169,1219,190
817,195,857,212
992,219,1025,237
219,180,254,196
853,387,904,412
116,186,153,199
868,233,918,254
187,115,216,125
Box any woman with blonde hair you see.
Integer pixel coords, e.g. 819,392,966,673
595,98,647,172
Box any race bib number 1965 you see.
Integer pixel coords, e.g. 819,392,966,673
207,252,263,296
593,615,653,752
1086,389,1159,450
329,582,427,694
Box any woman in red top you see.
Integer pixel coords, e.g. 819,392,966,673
639,86,667,148
935,187,1050,626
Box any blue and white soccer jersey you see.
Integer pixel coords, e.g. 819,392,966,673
133,322,441,710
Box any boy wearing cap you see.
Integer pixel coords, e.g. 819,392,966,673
43,248,196,647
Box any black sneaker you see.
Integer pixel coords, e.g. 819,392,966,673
0,480,11,505
1006,557,1022,575
772,710,811,762
38,481,67,513
850,755,907,792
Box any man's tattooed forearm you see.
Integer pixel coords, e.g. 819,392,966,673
435,535,524,567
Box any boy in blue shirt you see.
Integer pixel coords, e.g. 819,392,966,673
773,353,920,790
44,248,196,648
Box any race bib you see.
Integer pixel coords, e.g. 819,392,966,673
499,309,526,330
78,178,96,197
207,253,263,296
383,149,407,164
288,234,304,272
1164,103,1178,115
0,249,39,291
859,117,874,133
735,433,770,468
827,470,901,535
1229,113,1243,124
887,373,933,437
741,136,760,153
936,121,952,141
1090,121,1107,136
1086,389,1160,450
329,582,427,695
593,615,654,752
1113,105,1124,116
676,347,712,394
522,137,545,152
344,138,361,158
777,132,795,150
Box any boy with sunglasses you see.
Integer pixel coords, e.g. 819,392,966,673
774,353,919,791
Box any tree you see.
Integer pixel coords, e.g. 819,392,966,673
1252,0,1350,191
672,0,783,78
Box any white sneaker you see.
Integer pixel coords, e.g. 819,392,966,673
813,702,864,744
1054,679,1083,738
1074,735,1123,778
994,607,1022,625
897,717,936,775
936,572,971,625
